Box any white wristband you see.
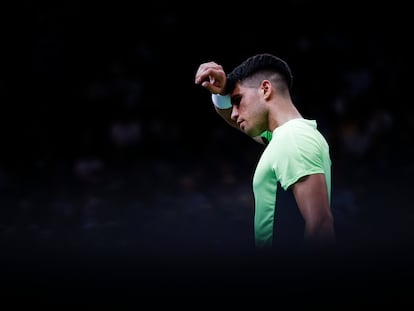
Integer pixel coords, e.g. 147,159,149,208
211,94,232,109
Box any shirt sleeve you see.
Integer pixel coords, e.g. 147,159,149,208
274,128,326,190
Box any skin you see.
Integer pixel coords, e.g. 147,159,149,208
195,61,336,248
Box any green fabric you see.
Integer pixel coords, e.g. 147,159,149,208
260,130,272,144
252,119,332,248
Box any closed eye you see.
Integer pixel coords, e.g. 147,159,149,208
231,95,241,107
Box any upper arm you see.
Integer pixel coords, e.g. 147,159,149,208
291,173,330,224
291,173,335,246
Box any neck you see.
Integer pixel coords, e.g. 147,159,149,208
268,99,303,131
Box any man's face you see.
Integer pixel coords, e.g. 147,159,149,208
230,82,268,137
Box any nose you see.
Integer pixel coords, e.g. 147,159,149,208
230,105,238,121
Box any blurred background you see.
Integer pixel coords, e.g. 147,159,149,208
0,0,412,274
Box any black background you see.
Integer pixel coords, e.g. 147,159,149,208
0,1,413,304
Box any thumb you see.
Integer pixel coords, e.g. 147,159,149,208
201,81,220,94
202,75,223,93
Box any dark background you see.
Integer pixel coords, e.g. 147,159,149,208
0,1,413,303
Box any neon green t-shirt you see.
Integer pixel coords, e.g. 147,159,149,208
253,118,332,248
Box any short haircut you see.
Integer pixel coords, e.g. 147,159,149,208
226,53,293,94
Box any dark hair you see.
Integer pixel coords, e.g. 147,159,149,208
226,53,293,94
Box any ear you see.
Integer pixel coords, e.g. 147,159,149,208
261,80,272,100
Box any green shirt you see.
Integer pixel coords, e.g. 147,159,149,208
253,119,332,248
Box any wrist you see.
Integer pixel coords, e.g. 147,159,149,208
211,93,232,109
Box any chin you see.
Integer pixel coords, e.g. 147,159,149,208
246,128,259,137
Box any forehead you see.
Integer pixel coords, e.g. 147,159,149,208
229,83,257,105
230,82,253,97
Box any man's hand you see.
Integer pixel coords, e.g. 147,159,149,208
195,62,227,95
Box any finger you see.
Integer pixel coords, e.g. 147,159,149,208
200,75,216,88
210,75,216,85
201,81,210,88
195,67,209,84
195,68,213,84
195,63,221,84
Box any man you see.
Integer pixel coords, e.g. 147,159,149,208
195,53,335,252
